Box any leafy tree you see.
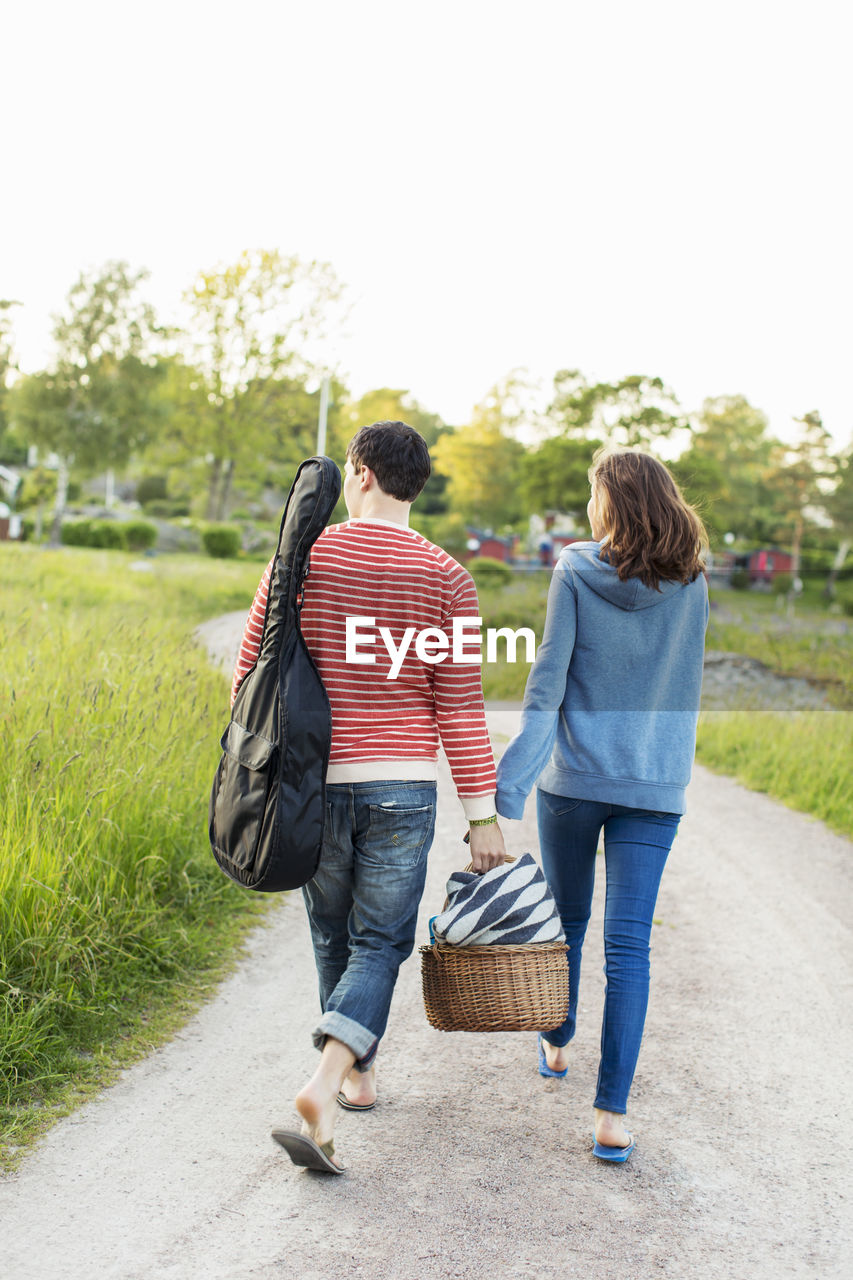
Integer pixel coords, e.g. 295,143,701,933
823,443,853,597
521,434,601,523
0,299,23,462
768,411,836,572
671,395,778,546
11,262,163,543
549,370,687,449
182,249,345,520
433,381,526,529
148,356,348,519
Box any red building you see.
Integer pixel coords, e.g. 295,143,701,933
746,548,794,584
465,529,518,562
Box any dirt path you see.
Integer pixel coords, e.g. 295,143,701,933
2,624,850,1279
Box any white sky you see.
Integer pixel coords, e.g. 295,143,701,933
3,0,851,446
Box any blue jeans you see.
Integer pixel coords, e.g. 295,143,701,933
537,790,680,1114
302,781,437,1069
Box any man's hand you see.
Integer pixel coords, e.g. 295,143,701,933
467,820,507,874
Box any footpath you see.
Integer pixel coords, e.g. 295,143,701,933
0,620,850,1279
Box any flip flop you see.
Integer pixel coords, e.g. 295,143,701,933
538,1035,569,1078
336,1091,376,1112
592,1133,635,1163
271,1128,345,1174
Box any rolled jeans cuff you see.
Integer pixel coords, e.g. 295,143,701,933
312,1010,378,1070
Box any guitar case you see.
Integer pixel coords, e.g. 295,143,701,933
208,454,341,891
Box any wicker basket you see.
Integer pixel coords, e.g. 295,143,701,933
419,940,569,1033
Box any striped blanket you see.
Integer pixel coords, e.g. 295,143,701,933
431,852,565,946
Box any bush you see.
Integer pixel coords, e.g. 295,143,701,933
136,475,169,506
61,519,128,550
123,520,158,552
468,556,513,586
730,568,750,590
202,524,241,559
61,519,93,547
91,521,127,550
772,573,794,596
144,499,191,518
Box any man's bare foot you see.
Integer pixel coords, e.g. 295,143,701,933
294,1079,340,1153
338,1064,377,1108
542,1040,570,1073
292,1038,356,1169
593,1107,632,1149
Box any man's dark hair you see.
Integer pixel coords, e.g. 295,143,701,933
346,420,431,502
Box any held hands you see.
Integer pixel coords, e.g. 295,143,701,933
466,819,507,873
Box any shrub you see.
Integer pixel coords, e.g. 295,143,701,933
468,556,513,587
730,568,750,590
61,519,92,547
136,475,169,506
202,524,242,559
144,499,191,518
123,520,158,552
61,519,128,550
90,521,127,550
772,573,794,596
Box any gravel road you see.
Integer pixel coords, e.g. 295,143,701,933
1,617,850,1280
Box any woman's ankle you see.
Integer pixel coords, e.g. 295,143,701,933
593,1107,631,1145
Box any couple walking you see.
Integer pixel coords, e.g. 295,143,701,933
231,421,708,1172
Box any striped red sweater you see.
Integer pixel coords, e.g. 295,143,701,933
231,517,497,815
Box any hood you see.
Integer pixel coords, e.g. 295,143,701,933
558,540,687,612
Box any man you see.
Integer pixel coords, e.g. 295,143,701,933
231,421,506,1172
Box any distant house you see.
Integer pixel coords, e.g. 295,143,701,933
742,548,794,584
465,528,518,563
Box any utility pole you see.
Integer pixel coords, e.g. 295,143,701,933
317,375,330,456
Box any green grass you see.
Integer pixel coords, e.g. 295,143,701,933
706,588,853,708
696,710,853,836
0,544,269,1166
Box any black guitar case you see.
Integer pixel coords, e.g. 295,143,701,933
208,455,341,891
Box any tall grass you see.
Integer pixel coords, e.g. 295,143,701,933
696,710,853,837
0,545,267,1160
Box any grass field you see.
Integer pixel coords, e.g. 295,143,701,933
0,544,269,1164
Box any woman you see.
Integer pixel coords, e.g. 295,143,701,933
496,446,708,1163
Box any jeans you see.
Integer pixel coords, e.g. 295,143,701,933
302,780,437,1069
536,790,680,1114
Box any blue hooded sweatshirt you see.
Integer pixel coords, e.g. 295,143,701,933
495,541,709,819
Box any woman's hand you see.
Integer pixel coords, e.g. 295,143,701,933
467,821,507,873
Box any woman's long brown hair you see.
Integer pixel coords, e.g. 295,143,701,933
590,447,708,591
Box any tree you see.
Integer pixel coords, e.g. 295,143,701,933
433,381,526,529
521,434,600,522
768,411,835,573
549,370,687,449
671,395,778,546
823,443,853,597
11,262,163,543
0,299,22,461
182,249,345,520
